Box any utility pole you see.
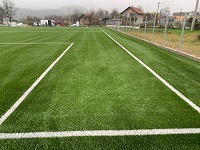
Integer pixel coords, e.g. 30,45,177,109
156,2,160,26
179,12,187,51
152,14,157,42
179,8,182,22
69,8,71,25
191,0,199,31
163,15,169,46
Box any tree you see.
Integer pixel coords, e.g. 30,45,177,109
86,9,98,25
104,10,110,17
110,8,120,19
81,8,100,26
44,15,68,21
160,7,170,18
0,5,4,23
26,15,40,22
138,5,144,12
198,8,200,21
96,8,105,18
1,0,18,22
71,9,82,23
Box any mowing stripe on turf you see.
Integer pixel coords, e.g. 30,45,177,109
99,27,200,114
0,31,102,33
0,43,74,125
0,128,200,139
0,42,71,45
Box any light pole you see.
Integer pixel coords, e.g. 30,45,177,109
156,2,160,26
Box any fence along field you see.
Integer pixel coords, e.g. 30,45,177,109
0,27,200,149
110,20,200,59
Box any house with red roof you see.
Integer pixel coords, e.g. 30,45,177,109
120,6,145,25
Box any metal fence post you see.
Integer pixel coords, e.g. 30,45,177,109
118,21,120,31
144,16,147,40
122,19,126,32
129,18,131,35
126,17,128,33
163,16,169,46
152,14,156,42
138,21,140,38
179,12,187,51
133,16,136,36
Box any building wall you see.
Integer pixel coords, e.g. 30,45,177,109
159,17,178,27
80,17,89,26
175,16,185,22
121,8,144,25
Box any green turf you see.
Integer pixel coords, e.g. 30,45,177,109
104,27,200,106
0,26,199,149
0,134,200,150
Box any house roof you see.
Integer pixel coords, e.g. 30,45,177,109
79,14,86,19
120,6,145,15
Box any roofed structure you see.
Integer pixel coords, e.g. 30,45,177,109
120,6,145,25
121,6,145,15
173,12,189,22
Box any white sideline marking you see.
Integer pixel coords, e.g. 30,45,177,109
0,42,71,45
0,43,74,125
99,27,200,114
0,128,200,139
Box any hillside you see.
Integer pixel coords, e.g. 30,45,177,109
14,5,87,20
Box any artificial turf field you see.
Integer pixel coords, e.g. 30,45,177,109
0,26,200,149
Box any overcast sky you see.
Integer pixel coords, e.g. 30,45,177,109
14,0,198,13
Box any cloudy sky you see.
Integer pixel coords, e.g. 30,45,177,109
14,0,198,13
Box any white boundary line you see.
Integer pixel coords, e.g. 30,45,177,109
0,29,199,140
0,128,200,139
99,27,200,114
0,42,72,45
0,43,74,125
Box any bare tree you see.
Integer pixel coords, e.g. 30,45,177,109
44,15,68,21
160,7,170,17
104,10,110,17
87,9,96,25
81,8,100,26
138,5,144,12
71,9,82,23
1,0,18,22
96,8,105,18
26,15,40,21
0,5,4,23
110,8,120,19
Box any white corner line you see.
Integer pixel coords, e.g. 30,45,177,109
0,128,200,139
0,42,72,45
99,27,200,114
0,43,74,125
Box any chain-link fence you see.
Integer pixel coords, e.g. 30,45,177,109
109,16,200,59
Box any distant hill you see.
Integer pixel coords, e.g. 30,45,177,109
14,5,88,20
